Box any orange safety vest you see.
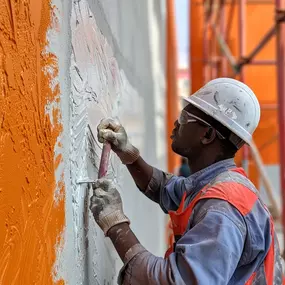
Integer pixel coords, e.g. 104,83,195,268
165,168,285,284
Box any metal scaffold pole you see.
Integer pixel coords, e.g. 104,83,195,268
238,0,250,175
198,0,280,220
275,0,285,251
166,0,179,173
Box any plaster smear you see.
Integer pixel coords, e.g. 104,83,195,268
54,0,143,284
0,1,64,284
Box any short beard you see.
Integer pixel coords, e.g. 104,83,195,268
172,143,193,160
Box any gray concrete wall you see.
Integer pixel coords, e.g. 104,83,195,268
52,0,167,284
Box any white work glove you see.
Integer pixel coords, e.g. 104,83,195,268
97,117,140,164
90,178,130,236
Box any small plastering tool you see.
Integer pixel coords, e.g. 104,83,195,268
97,143,112,178
77,124,112,184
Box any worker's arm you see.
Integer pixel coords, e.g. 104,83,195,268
90,179,246,285
125,156,154,192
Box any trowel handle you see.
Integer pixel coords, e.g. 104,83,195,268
98,143,112,178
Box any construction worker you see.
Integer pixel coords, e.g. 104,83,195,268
90,78,284,284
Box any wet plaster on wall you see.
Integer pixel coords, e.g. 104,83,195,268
54,0,140,284
86,0,166,168
47,0,72,284
51,0,166,284
0,0,65,284
88,0,167,257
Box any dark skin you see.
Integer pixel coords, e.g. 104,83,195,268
173,104,228,172
107,104,225,263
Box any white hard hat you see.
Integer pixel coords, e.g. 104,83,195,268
183,78,261,148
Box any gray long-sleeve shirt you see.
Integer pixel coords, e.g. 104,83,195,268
118,159,277,284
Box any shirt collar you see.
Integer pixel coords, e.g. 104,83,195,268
184,158,236,199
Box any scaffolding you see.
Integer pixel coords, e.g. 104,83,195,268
187,0,285,250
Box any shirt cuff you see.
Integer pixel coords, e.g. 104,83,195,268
123,243,146,264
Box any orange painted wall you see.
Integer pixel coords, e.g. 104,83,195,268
191,1,278,187
0,1,64,284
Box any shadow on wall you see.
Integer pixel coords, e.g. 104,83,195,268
87,0,164,163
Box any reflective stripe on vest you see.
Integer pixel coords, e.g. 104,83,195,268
165,168,283,284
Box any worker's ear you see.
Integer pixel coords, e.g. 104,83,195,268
201,127,216,145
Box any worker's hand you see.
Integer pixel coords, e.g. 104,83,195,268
97,118,140,164
90,178,130,236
